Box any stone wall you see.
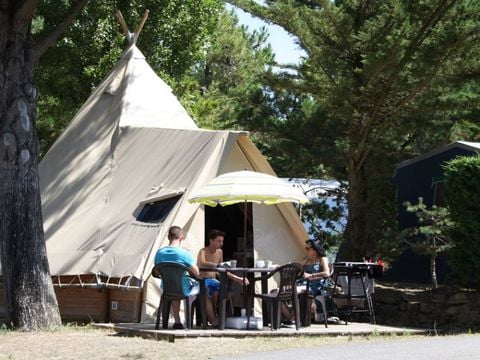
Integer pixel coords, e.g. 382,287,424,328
373,282,480,331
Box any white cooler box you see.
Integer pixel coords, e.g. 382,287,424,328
225,316,263,330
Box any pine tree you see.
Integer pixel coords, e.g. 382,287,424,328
227,0,480,260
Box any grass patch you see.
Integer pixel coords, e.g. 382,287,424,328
0,324,11,335
120,353,146,359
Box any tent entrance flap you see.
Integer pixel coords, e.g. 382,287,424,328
204,203,253,267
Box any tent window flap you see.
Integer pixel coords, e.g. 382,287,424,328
136,195,181,223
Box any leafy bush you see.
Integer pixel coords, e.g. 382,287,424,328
444,156,480,289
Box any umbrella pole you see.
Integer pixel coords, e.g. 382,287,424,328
243,200,249,328
243,200,247,265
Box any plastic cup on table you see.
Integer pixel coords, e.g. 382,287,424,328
230,260,237,268
255,260,265,268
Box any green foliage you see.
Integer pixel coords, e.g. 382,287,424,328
178,10,275,132
402,198,453,287
257,93,343,179
450,119,480,142
0,323,11,335
34,0,222,157
300,182,347,252
444,156,480,289
32,1,480,264
227,0,480,260
403,198,453,257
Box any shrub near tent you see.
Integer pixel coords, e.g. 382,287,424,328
444,156,480,289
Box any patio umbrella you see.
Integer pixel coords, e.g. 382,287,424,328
188,170,309,259
188,170,309,206
189,170,309,327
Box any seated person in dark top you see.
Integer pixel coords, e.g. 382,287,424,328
281,238,330,324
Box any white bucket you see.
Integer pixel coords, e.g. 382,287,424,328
225,316,263,330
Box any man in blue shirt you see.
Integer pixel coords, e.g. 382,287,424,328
155,225,200,329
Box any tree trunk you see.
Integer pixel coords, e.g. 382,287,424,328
0,6,61,330
431,254,438,289
341,149,387,261
342,157,368,261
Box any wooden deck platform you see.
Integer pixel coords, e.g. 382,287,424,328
95,322,430,342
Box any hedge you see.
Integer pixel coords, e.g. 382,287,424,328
444,155,480,289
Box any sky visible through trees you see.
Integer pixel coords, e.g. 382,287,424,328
228,4,305,64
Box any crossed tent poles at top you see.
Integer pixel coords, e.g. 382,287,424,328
116,9,149,45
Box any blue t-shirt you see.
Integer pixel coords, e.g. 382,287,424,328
154,246,197,295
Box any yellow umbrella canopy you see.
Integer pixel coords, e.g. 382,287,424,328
188,170,309,206
188,171,309,266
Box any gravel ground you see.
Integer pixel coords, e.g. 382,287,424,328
0,326,382,360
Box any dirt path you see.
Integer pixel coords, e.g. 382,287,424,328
0,327,366,360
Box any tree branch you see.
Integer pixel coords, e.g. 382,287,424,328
352,1,462,169
227,0,315,54
365,0,457,132
227,0,270,23
34,0,88,60
15,0,39,24
370,27,479,149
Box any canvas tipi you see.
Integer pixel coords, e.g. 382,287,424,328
34,25,308,323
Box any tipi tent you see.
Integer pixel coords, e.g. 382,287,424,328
36,42,308,323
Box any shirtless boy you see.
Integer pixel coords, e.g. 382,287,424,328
197,229,248,325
